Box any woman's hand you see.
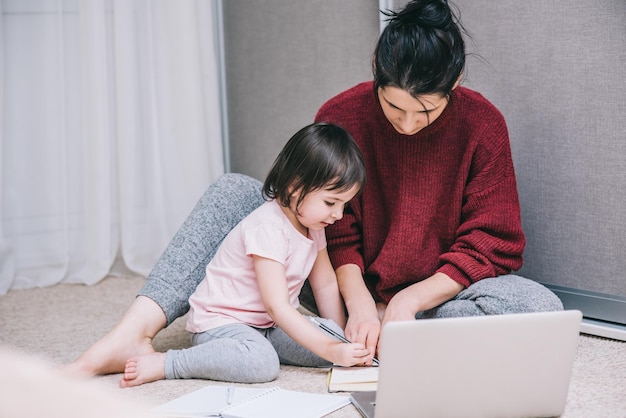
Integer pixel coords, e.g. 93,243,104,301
377,273,464,354
336,264,381,365
344,310,381,365
381,272,465,328
376,294,417,357
381,290,420,325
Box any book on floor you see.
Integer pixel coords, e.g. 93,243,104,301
327,366,379,392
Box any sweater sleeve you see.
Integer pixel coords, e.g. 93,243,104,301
437,115,526,287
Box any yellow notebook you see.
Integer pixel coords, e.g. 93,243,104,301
327,366,379,392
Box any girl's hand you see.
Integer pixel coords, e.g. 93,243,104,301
329,342,372,367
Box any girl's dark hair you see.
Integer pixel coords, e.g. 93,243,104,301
374,0,466,98
263,122,366,210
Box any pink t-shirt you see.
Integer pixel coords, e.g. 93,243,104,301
186,200,326,333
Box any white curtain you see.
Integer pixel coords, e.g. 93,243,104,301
0,0,225,294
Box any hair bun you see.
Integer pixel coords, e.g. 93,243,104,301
392,0,453,31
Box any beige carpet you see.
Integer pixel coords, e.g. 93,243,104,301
1,276,625,417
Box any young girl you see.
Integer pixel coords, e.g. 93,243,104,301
120,122,369,387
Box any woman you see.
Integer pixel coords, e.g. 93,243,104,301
68,0,561,376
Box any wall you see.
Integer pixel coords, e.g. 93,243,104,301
222,0,380,181
222,0,626,335
456,1,626,331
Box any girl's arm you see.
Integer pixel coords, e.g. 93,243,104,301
253,255,370,367
307,248,346,328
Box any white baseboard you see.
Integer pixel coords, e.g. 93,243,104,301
580,318,626,342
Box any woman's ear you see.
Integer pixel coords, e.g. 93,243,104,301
452,72,463,90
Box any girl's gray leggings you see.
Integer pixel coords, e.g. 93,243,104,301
164,318,341,383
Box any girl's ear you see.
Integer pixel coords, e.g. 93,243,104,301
284,182,300,209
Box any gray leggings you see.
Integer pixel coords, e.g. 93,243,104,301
164,318,341,383
140,174,563,374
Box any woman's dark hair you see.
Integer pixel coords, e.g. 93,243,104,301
263,122,366,211
373,0,466,98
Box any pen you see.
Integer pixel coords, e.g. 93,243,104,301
227,386,234,405
309,317,380,365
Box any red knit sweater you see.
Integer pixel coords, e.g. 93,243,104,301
315,81,525,303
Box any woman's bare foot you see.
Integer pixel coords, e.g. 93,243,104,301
64,296,167,377
119,352,167,388
65,329,156,377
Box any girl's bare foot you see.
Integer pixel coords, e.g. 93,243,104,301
64,296,167,376
119,352,167,388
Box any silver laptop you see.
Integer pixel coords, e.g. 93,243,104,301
351,310,582,418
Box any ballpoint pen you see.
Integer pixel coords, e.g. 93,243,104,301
309,316,380,365
227,386,234,405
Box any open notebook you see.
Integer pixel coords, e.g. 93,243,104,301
152,385,349,418
351,310,582,418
